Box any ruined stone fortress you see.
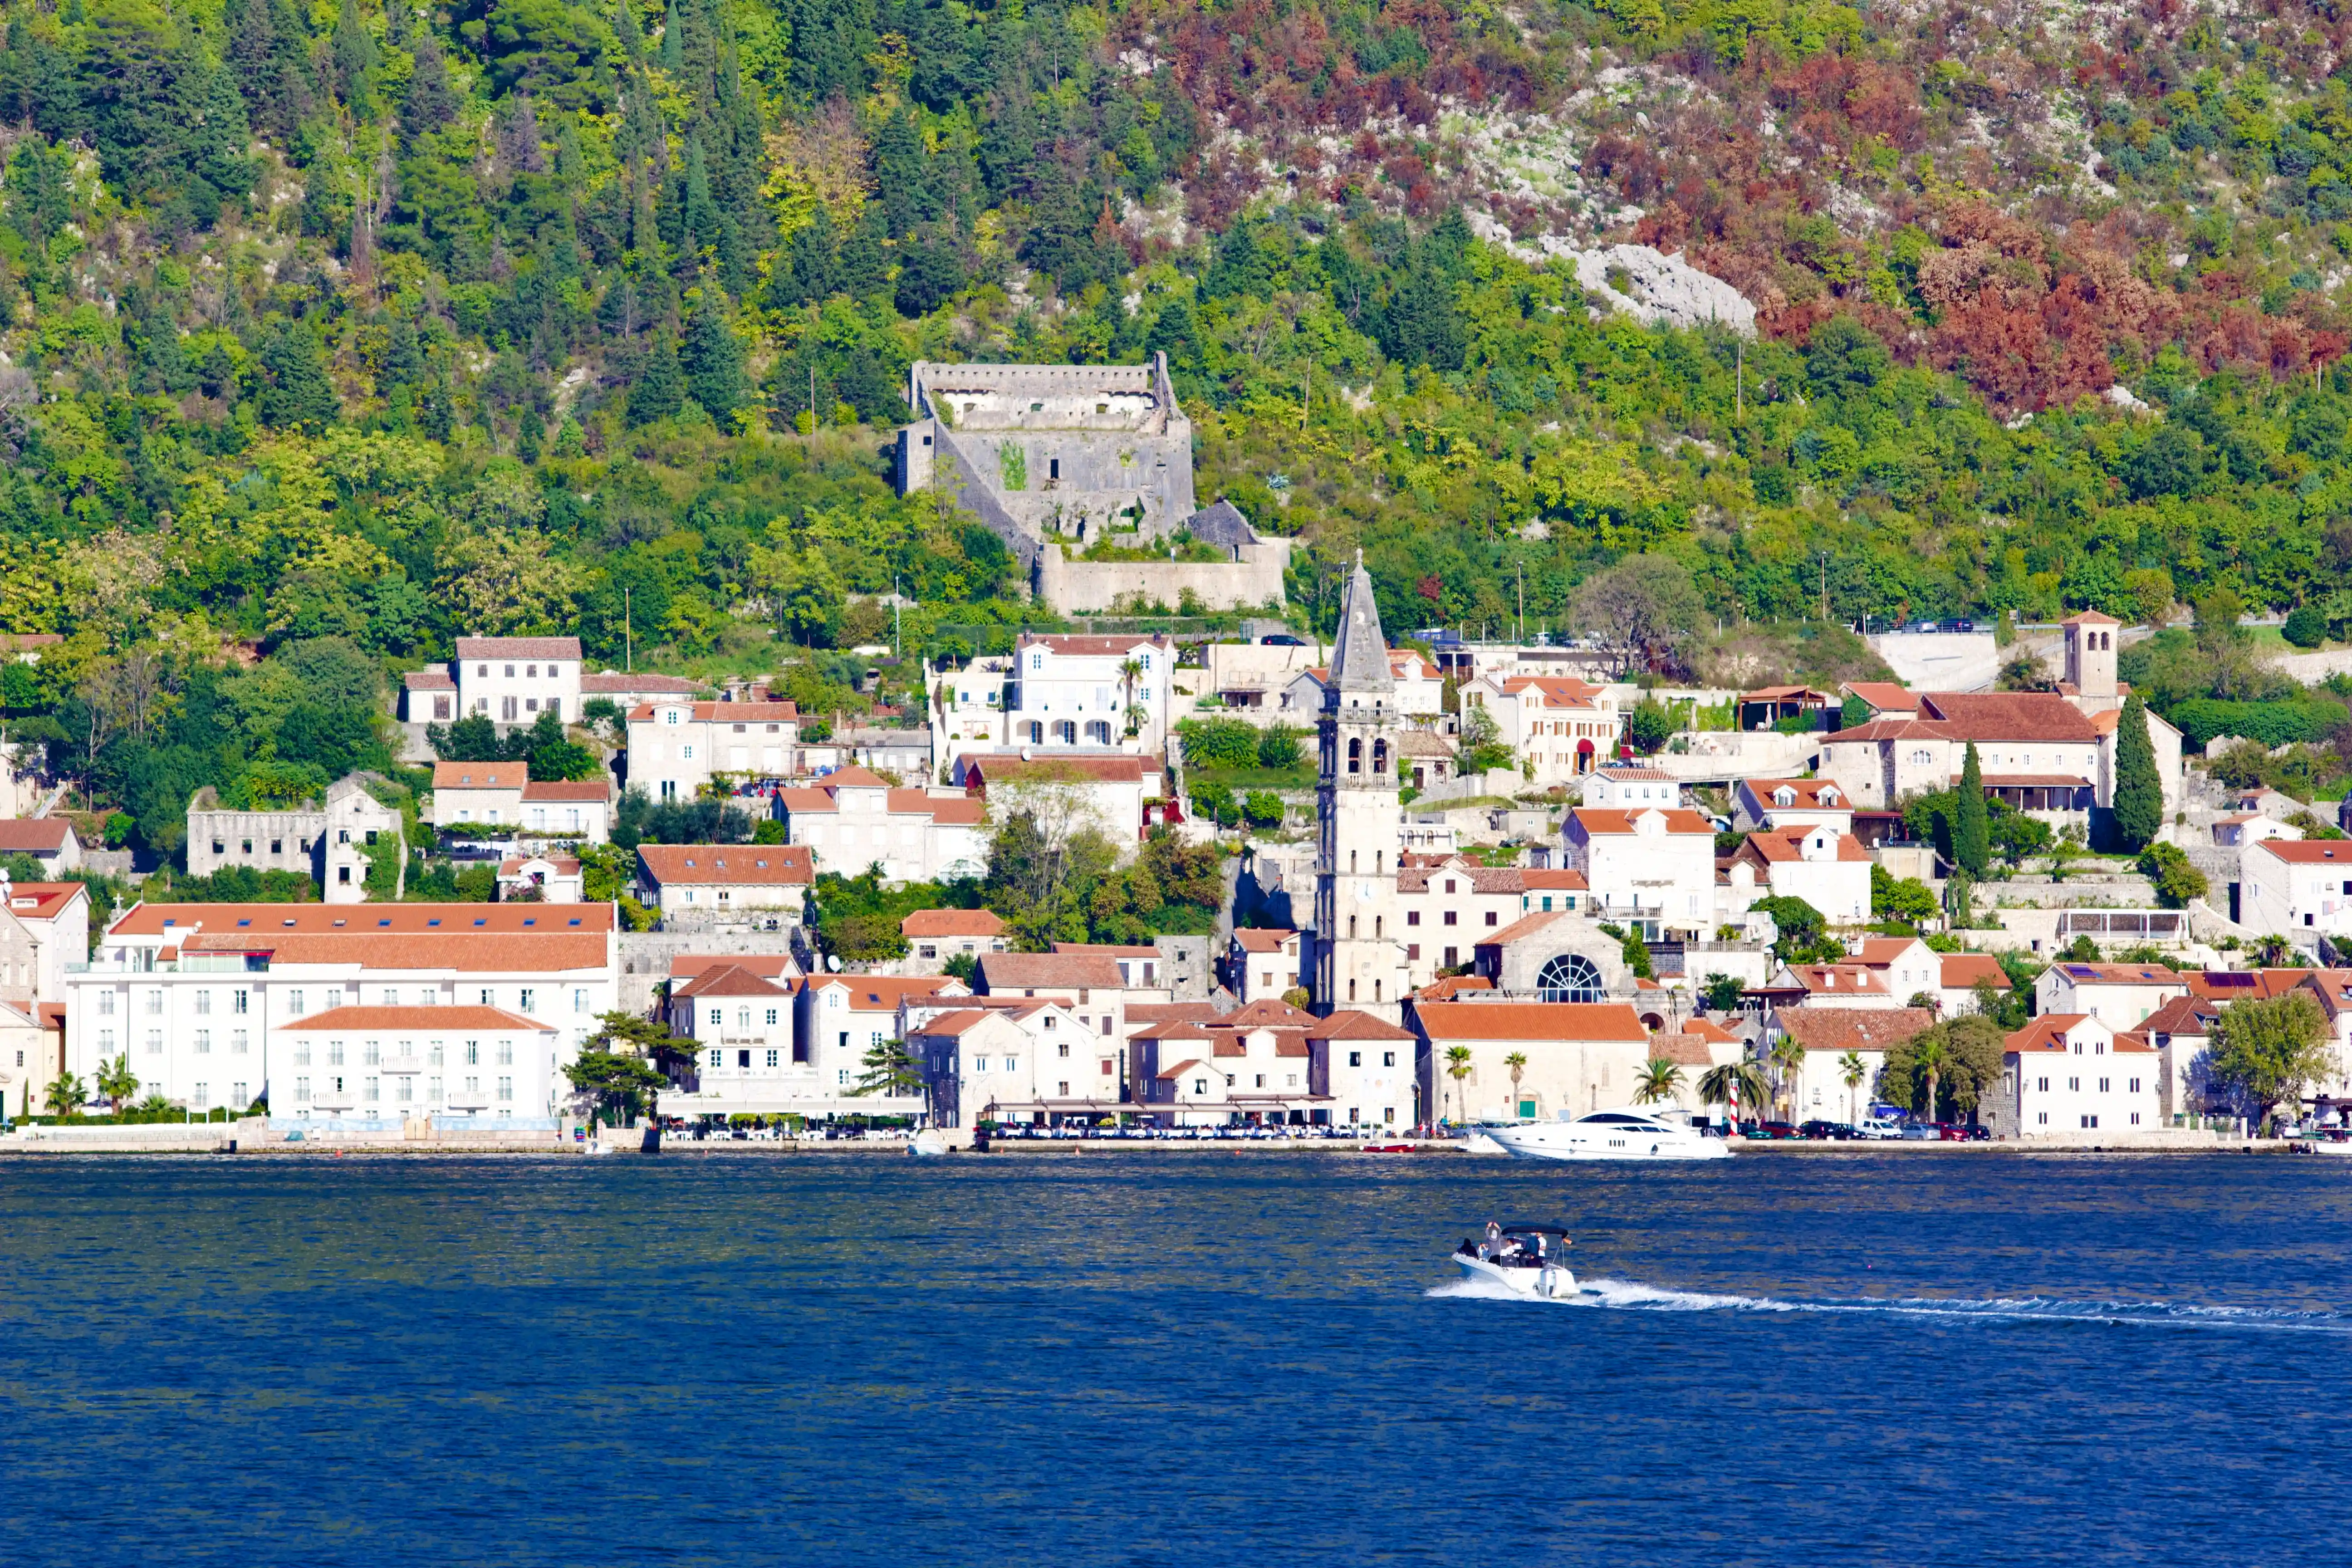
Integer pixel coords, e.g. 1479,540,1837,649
893,356,1290,615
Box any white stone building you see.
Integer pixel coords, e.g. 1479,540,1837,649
959,755,1160,850
2032,961,2190,1030
1730,778,1857,833
1461,674,1624,784
794,974,970,1106
498,853,583,903
635,844,813,917
626,698,803,801
1724,826,1873,926
402,637,584,726
1002,632,1176,755
1985,1013,2162,1137
65,902,620,1122
1306,557,1414,1021
1561,805,1717,941
774,767,987,883
279,1005,559,1123
1759,1006,1935,1124
1229,928,1302,1004
2241,839,2352,941
0,818,81,872
1407,999,1654,1124
899,909,1009,975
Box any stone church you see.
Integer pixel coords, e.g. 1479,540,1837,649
1305,555,1636,1024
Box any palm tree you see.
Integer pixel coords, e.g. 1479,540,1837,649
1838,1050,1867,1126
1697,1059,1769,1128
1443,1045,1474,1126
1503,1051,1528,1117
2255,933,2294,968
1633,1058,1685,1106
44,1071,87,1119
96,1053,138,1116
1769,1037,1808,1121
1911,1035,1952,1122
1118,657,1144,737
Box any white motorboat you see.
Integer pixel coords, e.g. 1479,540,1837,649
1452,1224,1578,1298
1458,1128,1510,1156
1490,1107,1733,1162
909,1128,951,1158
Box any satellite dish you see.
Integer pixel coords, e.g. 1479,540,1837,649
827,954,842,972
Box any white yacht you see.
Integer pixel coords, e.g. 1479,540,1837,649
1452,1224,1578,1298
1490,1108,1733,1162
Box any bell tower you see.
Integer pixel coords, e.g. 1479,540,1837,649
2062,611,2120,714
1312,554,1406,1022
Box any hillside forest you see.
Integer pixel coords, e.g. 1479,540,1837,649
5,0,2352,862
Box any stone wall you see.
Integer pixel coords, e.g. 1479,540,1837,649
617,930,805,1014
1036,540,1292,615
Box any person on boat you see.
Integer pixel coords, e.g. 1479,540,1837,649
1480,1220,1503,1260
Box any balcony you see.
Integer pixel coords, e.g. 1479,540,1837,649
381,1056,426,1075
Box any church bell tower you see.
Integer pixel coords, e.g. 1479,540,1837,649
1312,553,1406,1022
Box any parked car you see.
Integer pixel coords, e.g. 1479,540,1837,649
1856,1117,1903,1140
1749,1120,1802,1140
1798,1119,1857,1141
1899,1122,1941,1141
1962,1124,1991,1142
1259,634,1305,646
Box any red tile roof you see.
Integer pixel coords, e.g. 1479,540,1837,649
636,845,813,886
521,780,612,802
626,700,800,721
3,882,86,919
403,670,456,691
113,902,616,937
975,952,1126,990
434,762,526,791
1940,954,2012,992
1232,927,1298,953
2254,840,2352,864
1569,808,1714,835
1305,1009,1417,1042
1769,1006,1934,1054
1520,868,1590,891
1917,692,2100,742
1739,827,1870,863
1411,1001,1649,1042
807,975,969,1010
1838,681,1916,712
901,909,1007,938
670,953,799,982
1398,866,1526,894
177,931,610,973
2137,995,2222,1035
1413,975,1494,1000
282,1004,554,1033
1740,778,1854,810
1016,632,1172,656
672,962,792,999
2005,1014,2155,1053
965,755,1152,785
0,819,73,851
455,637,582,660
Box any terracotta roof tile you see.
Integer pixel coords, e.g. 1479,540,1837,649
901,909,1006,939
114,902,614,937
1568,807,1713,835
282,1004,553,1033
1769,1007,1934,1054
1411,1001,1649,1043
177,931,610,973
433,761,526,791
0,819,73,851
1232,927,1298,952
1916,692,2100,743
636,845,813,886
455,637,582,660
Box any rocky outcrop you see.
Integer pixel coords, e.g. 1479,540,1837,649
1561,244,1758,336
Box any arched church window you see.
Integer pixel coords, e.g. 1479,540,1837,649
1536,953,1606,1003
1347,737,1362,774
1372,740,1388,774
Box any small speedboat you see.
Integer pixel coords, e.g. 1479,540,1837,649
1458,1127,1510,1156
1453,1224,1578,1298
910,1128,951,1158
1491,1107,1733,1162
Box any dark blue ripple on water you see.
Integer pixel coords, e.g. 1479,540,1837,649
0,1150,2347,1566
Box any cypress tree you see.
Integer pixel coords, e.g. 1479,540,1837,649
400,28,459,147
1955,741,1990,879
629,331,685,426
2112,691,2163,850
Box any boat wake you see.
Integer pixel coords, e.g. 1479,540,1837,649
1429,1275,2352,1334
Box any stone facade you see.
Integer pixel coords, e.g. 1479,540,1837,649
894,357,1289,614
186,774,407,904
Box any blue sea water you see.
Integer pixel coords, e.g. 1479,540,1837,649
2,1149,2348,1565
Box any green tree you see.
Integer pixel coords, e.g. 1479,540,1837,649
851,1036,924,1101
95,1053,138,1114
1504,1050,1528,1112
629,330,686,426
681,284,747,420
1908,1034,1950,1122
257,323,341,432
2111,691,2163,851
1769,1035,1807,1120
1839,692,1871,729
564,1049,668,1121
45,1072,89,1118
1696,1058,1769,1125
1700,972,1745,1013
1752,895,1829,962
2210,992,2332,1131
1632,1057,1684,1105
1444,1044,1474,1124
1838,1049,1867,1125
2136,841,2210,909
1871,863,1937,926
1625,697,1675,755
1953,742,1989,878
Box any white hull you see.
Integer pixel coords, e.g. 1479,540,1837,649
910,1129,951,1158
1458,1131,1509,1156
1456,1254,1580,1298
1492,1116,1732,1162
